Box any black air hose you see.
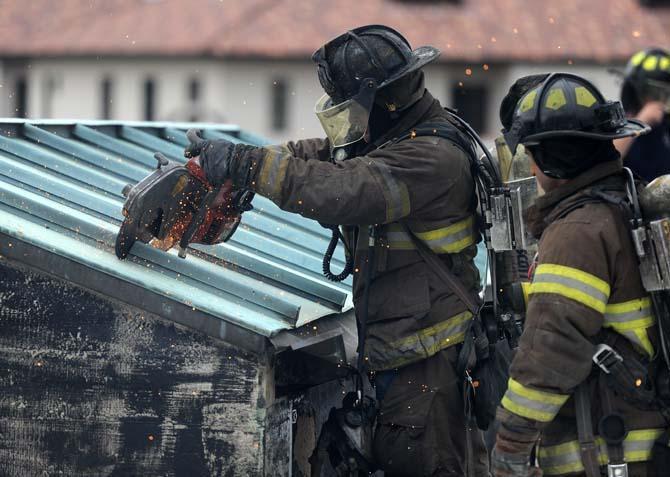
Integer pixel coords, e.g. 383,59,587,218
322,226,354,282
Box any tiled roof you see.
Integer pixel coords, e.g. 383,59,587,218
0,0,667,62
0,119,352,346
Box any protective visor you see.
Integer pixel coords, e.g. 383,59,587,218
645,79,670,112
494,135,532,182
315,79,377,148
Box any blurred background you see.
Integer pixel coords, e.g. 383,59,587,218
0,0,668,142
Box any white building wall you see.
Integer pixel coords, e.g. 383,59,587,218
25,58,228,122
11,57,626,143
219,60,324,142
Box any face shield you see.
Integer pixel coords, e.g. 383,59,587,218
315,79,378,149
645,79,670,113
490,135,539,253
494,135,533,182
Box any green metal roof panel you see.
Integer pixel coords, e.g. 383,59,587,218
0,119,352,338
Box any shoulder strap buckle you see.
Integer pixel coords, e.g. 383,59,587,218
593,343,623,374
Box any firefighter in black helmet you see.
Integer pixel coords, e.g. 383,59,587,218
171,25,488,475
614,48,670,182
492,72,667,477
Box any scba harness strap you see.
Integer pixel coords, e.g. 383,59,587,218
384,116,478,158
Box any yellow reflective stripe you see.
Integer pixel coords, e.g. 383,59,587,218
501,378,569,422
538,440,583,475
604,297,655,357
256,145,290,198
521,282,531,307
530,283,607,313
539,439,581,458
436,234,476,253
633,329,654,357
539,428,664,475
507,378,568,405
535,264,610,295
606,316,654,331
415,216,474,241
391,310,472,351
605,297,651,314
385,217,477,254
384,311,472,369
530,264,610,313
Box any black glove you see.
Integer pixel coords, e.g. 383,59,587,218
184,128,236,187
184,129,210,158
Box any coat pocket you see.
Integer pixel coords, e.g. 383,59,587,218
366,267,431,323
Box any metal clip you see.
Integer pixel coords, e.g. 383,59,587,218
631,225,647,258
607,462,629,477
593,344,623,374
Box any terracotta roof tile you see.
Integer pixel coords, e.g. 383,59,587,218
0,0,667,62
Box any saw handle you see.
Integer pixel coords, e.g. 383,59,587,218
177,187,219,258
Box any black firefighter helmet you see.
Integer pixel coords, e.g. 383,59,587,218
311,25,440,148
621,47,670,114
502,73,649,178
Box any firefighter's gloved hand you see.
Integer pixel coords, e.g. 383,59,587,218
184,128,258,188
491,447,542,477
184,129,209,158
492,407,544,477
184,128,236,187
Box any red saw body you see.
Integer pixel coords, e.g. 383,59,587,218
115,153,253,260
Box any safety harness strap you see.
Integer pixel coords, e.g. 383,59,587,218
383,120,477,160
401,223,481,477
401,223,481,315
575,383,602,477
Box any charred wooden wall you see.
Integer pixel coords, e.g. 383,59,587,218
0,257,276,476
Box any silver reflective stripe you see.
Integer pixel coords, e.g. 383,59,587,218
501,378,569,422
416,217,476,253
383,311,472,369
539,443,581,474
532,273,609,305
384,217,477,254
503,388,565,420
394,313,471,353
603,298,655,356
539,429,664,476
372,161,410,222
604,307,651,323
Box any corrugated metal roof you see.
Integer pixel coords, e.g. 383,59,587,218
0,119,352,339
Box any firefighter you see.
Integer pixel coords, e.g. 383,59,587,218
491,72,669,477
614,48,670,182
181,25,488,476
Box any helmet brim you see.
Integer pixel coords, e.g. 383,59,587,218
380,46,440,89
520,118,651,146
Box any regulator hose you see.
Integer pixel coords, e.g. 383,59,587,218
322,226,354,282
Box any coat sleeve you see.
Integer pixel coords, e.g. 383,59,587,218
283,138,331,162
497,217,612,433
229,136,472,226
